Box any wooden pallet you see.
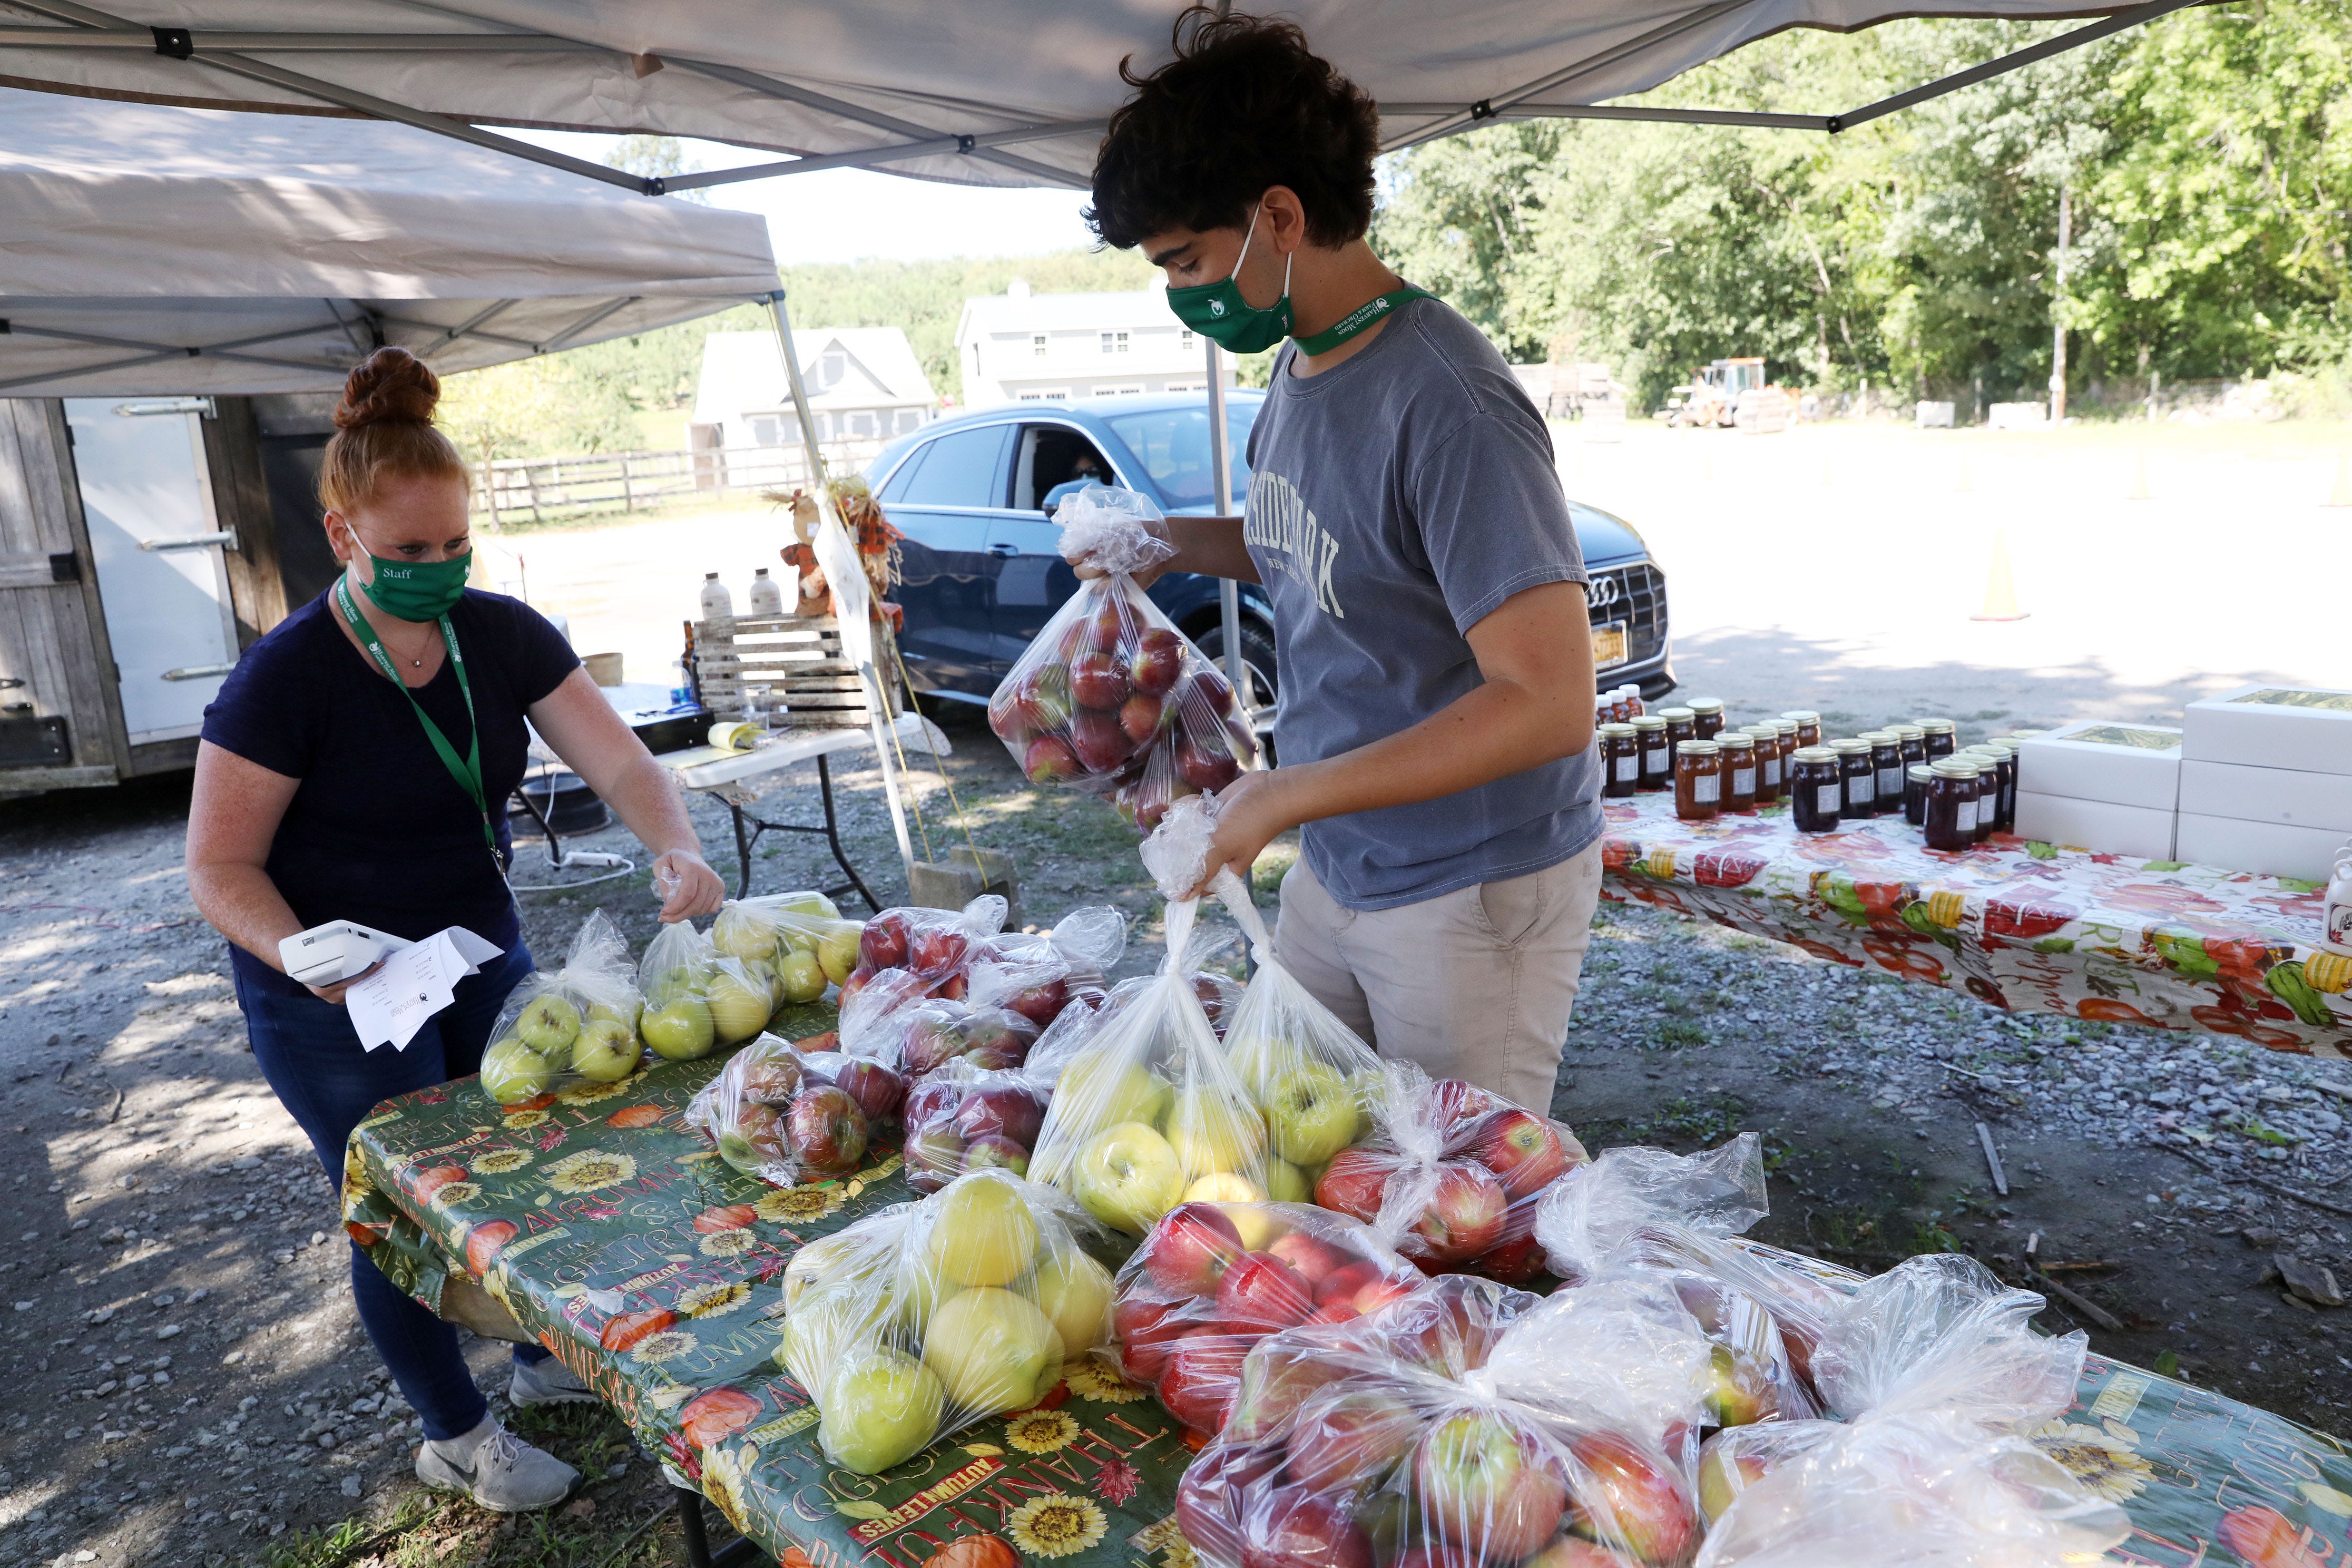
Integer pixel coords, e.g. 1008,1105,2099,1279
690,613,901,729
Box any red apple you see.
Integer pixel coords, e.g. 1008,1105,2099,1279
1070,707,1134,773
1411,1164,1507,1263
1569,1431,1698,1565
1012,665,1073,732
826,1057,904,1125
1286,1389,1421,1494
1227,1353,1348,1443
858,911,910,971
1478,1229,1549,1286
1085,601,1129,653
1430,1079,1502,1133
1314,1259,1383,1310
954,1085,1045,1146
1315,1148,1392,1222
904,1078,960,1131
1177,1440,1282,1566
785,1085,867,1174
1176,735,1241,793
1141,1202,1247,1298
1464,1109,1571,1200
908,926,969,977
1241,1484,1373,1568
1130,627,1185,696
900,1016,962,1076
1414,1411,1570,1563
734,1103,789,1161
1069,649,1133,711
1002,975,1070,1027
1118,691,1166,746
1214,1253,1316,1332
1160,1334,1251,1434
1267,1231,1346,1287
904,1126,963,1192
836,965,876,1014
1114,1297,1191,1384
738,1055,805,1107
1023,734,1083,783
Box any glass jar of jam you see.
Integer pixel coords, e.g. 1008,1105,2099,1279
1781,710,1822,749
1925,759,1983,851
1961,743,2017,834
1688,698,1724,740
1863,731,1906,817
1830,738,1876,818
1889,723,1926,771
1600,722,1640,798
1740,723,1782,805
1905,763,1934,827
1772,720,1800,782
1790,746,1843,832
1719,732,1757,812
1659,706,1697,761
1631,715,1670,791
1919,718,1956,760
1674,739,1723,821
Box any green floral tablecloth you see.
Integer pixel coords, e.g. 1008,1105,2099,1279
1599,793,2350,1059
342,1013,2352,1568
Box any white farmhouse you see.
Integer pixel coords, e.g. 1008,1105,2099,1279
690,327,937,454
955,279,1207,408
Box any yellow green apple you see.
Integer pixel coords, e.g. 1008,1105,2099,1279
817,927,862,986
1164,1093,1265,1179
822,1349,944,1474
927,1175,1039,1288
712,914,777,964
1062,1049,1170,1131
1265,1157,1310,1202
779,949,828,1005
640,997,716,1060
1030,1249,1113,1357
705,968,772,1044
1264,1063,1359,1165
922,1287,1063,1416
1184,1172,1263,1204
571,1018,640,1083
480,1037,554,1104
1071,1121,1183,1233
776,890,841,920
513,994,581,1062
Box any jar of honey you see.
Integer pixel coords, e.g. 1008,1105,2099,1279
1889,723,1926,771
1904,763,1933,827
1918,718,1956,760
1781,710,1822,749
1674,739,1723,821
1862,731,1906,817
1599,722,1640,798
1925,759,1983,851
1719,732,1757,812
1631,715,1671,791
1688,698,1724,741
1659,706,1697,761
1830,738,1877,818
1790,746,1844,832
1740,723,1782,805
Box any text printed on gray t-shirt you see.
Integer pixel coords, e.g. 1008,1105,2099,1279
1243,295,1603,912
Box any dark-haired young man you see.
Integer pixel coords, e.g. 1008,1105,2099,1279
1071,11,1604,1114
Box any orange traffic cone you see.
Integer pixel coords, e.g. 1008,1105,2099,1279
2328,452,2352,508
1971,525,2028,622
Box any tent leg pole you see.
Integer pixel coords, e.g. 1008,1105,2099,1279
1204,338,1250,749
765,288,918,885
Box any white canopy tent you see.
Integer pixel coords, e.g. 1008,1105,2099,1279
0,83,779,396
0,0,2200,197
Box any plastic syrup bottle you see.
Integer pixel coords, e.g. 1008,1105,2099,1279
748,566,784,617
2326,846,2352,953
699,571,733,623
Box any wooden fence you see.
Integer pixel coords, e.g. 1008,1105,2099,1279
474,437,892,526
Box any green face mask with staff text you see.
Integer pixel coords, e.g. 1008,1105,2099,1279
356,550,472,623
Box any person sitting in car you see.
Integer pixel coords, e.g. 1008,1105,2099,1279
1041,450,1111,514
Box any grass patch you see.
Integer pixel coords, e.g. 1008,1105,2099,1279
1654,1021,1710,1048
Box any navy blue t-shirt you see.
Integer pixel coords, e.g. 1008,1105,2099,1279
202,587,579,997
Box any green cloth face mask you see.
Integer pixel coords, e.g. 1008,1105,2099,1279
1165,204,1296,355
355,549,471,623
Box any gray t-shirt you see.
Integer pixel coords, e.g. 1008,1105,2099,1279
1243,295,1601,910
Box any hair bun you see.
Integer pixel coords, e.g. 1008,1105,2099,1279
334,346,441,430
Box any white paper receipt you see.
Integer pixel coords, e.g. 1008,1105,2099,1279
344,927,505,1052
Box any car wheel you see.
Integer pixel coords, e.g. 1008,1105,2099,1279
1190,616,1279,753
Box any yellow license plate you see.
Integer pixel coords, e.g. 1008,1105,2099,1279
1592,620,1629,670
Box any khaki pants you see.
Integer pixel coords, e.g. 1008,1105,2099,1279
1273,842,1604,1115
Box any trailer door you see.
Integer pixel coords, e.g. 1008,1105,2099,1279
64,398,240,742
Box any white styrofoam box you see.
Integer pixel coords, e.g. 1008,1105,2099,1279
2013,721,2182,810
2177,812,2349,883
2182,682,2352,775
2014,790,2177,860
2178,760,2352,834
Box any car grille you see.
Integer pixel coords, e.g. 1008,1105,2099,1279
1589,562,1668,664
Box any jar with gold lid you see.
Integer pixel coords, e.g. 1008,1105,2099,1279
1830,738,1877,819
1790,746,1843,832
1739,723,1783,805
1781,710,1822,749
1719,732,1757,812
1674,739,1723,821
1688,698,1724,741
1631,715,1671,792
1599,722,1640,799
1861,731,1906,817
1925,759,1983,851
1918,718,1957,760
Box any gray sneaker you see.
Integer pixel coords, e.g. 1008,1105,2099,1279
509,1355,600,1408
415,1423,579,1513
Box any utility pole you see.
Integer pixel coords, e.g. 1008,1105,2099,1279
2050,183,2071,424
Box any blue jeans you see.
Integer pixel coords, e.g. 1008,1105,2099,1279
237,942,548,1442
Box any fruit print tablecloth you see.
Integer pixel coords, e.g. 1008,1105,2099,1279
1598,793,2351,1060
341,1011,2352,1568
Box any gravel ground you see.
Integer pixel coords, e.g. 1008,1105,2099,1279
3,699,2345,1567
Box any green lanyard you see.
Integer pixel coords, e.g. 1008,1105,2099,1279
335,574,496,855
1291,285,1437,356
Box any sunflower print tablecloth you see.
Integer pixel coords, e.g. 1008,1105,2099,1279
1598,794,2350,1059
342,1008,2352,1568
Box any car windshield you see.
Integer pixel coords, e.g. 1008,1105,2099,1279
1101,404,1259,511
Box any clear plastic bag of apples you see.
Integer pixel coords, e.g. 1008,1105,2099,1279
987,486,1257,832
776,1168,1121,1475
683,1031,905,1185
477,911,649,1106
